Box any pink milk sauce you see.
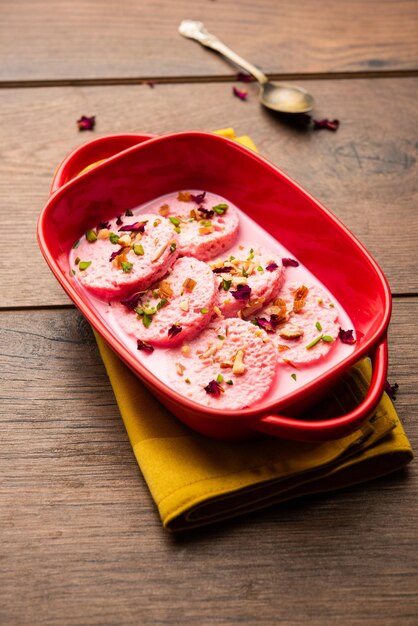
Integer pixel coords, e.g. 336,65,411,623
69,191,356,409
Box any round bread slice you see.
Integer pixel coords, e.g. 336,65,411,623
169,317,277,409
253,282,340,365
73,214,179,299
209,245,285,318
110,256,217,347
154,191,239,261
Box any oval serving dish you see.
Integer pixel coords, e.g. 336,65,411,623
38,131,391,441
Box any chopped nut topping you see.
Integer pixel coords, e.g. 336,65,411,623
232,349,246,375
293,298,306,313
159,280,173,299
177,191,192,202
219,361,233,369
159,204,170,216
199,226,215,235
199,343,218,359
233,276,248,285
294,285,309,300
151,243,168,262
277,344,291,352
182,277,197,292
213,305,223,317
117,234,132,247
241,297,265,319
97,228,110,239
112,252,128,269
134,232,143,242
279,327,304,339
176,362,186,376
292,286,309,313
181,344,191,357
179,299,189,312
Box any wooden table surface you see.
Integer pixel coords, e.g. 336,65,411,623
1,2,417,624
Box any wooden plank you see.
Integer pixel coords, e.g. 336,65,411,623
0,300,416,625
1,0,418,82
0,78,417,307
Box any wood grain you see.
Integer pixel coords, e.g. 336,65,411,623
1,0,418,82
0,78,417,308
0,299,416,626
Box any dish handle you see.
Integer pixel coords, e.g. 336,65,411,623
252,338,389,441
50,132,156,193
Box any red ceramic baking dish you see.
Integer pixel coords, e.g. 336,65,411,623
38,131,391,441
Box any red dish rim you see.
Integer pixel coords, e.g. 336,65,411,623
38,131,392,436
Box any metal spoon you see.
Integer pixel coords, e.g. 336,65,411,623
179,20,314,114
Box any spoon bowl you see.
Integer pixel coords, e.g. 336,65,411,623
179,20,314,114
260,80,314,114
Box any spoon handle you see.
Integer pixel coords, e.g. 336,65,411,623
179,20,268,85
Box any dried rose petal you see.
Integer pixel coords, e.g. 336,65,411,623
116,215,123,226
143,80,155,88
204,379,222,397
384,380,399,400
120,292,142,310
191,191,206,204
313,118,340,131
236,72,254,83
77,115,95,131
109,246,125,262
97,220,111,230
231,284,251,301
137,339,154,353
198,207,214,219
338,328,356,344
282,257,299,267
168,324,182,339
266,262,279,272
254,317,275,333
212,265,234,274
118,221,147,233
232,86,248,101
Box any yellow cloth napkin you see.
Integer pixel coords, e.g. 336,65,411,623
90,129,412,531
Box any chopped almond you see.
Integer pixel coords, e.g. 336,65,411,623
279,327,304,340
177,191,192,202
181,344,191,357
151,243,168,262
294,285,309,300
117,234,132,247
112,252,128,269
232,349,246,375
293,299,306,313
241,298,265,319
179,299,189,312
175,362,186,376
199,226,214,235
159,204,170,216
97,228,110,240
213,306,223,318
200,343,218,359
182,277,197,292
277,344,291,352
159,280,173,299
